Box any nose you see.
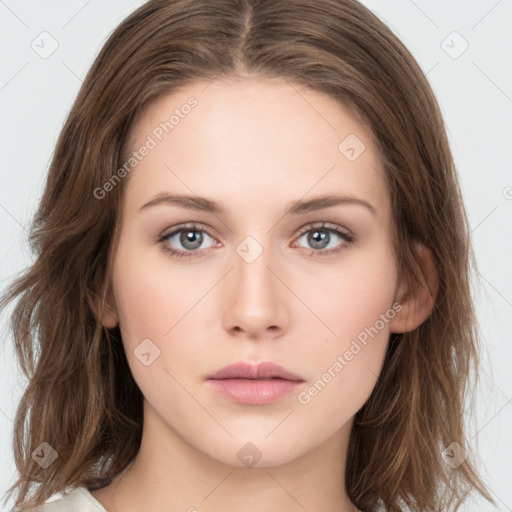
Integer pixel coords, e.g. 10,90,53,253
221,241,289,339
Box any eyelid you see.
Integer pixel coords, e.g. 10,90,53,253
295,221,353,238
159,222,216,240
157,222,219,251
155,222,218,260
158,222,353,243
156,221,355,258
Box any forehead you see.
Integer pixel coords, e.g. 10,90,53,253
122,77,389,221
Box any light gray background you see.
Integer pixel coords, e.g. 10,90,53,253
0,1,511,510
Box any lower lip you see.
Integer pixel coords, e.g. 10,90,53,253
208,378,303,405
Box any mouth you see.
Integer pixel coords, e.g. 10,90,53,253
207,361,304,405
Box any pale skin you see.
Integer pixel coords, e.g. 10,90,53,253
92,76,438,512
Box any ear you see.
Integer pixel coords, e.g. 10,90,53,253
101,285,119,329
389,243,439,334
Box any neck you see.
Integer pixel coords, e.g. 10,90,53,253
96,400,361,512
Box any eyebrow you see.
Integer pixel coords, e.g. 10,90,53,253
140,193,377,217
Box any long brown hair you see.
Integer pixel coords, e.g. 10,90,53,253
1,0,495,510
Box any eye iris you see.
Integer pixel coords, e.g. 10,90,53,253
181,230,203,250
308,230,329,249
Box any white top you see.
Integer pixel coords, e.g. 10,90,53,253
33,487,108,512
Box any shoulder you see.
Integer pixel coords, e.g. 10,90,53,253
31,487,107,512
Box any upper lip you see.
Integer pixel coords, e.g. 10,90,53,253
208,361,304,382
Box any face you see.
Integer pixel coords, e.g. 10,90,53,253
103,76,404,468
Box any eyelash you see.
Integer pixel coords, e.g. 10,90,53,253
156,222,355,260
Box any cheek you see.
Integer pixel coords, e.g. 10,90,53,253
294,244,397,410
111,249,202,407
112,242,200,341
110,242,202,382
294,239,398,343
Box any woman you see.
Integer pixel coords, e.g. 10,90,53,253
1,0,494,510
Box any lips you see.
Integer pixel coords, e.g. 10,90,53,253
207,361,304,405
208,361,304,382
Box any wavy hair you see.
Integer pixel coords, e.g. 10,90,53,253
1,0,494,510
